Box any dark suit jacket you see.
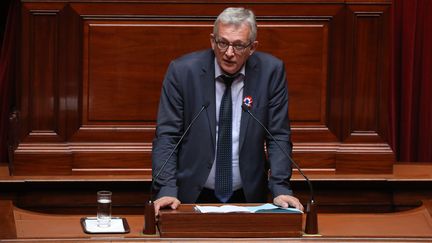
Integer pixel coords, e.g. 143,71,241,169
152,49,293,203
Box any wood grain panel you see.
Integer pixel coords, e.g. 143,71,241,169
20,6,65,143
83,22,211,123
70,2,344,17
292,150,336,169
343,5,391,144
58,3,81,141
351,14,380,132
31,13,58,131
72,151,152,175
336,152,394,174
13,152,72,175
259,22,328,124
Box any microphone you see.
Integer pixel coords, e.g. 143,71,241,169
143,102,209,234
241,103,318,235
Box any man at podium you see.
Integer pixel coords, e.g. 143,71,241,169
152,7,303,215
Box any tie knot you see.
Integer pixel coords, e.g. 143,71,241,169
221,75,237,86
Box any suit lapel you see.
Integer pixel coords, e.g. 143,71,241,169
200,51,216,153
239,56,258,152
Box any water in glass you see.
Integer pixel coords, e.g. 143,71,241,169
97,191,112,227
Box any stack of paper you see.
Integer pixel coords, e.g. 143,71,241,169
194,203,303,214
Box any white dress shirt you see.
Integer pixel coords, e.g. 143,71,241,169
204,60,245,191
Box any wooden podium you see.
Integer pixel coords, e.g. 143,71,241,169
157,204,303,237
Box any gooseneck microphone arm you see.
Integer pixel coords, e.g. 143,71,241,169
150,102,210,202
143,103,209,235
241,104,314,202
241,104,318,234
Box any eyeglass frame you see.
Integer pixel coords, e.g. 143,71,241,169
212,37,253,54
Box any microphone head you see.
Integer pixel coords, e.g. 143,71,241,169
203,102,210,109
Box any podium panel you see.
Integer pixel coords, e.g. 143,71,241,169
157,204,303,238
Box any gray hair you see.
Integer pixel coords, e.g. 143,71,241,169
213,7,257,42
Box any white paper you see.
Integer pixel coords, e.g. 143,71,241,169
194,205,251,213
194,203,303,214
84,218,126,233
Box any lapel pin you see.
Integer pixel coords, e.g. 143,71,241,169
243,96,253,108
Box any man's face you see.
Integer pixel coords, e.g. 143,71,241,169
211,22,258,75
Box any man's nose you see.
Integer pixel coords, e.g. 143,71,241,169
225,45,235,57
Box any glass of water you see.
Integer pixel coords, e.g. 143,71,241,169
97,190,112,228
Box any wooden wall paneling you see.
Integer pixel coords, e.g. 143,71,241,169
72,18,214,174
13,3,71,175
289,5,347,172
336,3,394,173
30,12,58,134
71,148,153,175
260,21,329,125
59,4,82,141
81,20,210,125
254,4,345,171
336,151,394,174
19,3,66,143
13,151,72,175
327,5,346,142
344,5,391,143
11,1,395,176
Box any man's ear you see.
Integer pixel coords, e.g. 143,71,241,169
249,41,259,55
210,33,216,50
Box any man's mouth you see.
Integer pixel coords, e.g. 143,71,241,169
223,59,235,65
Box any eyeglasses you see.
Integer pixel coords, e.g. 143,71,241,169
213,38,252,53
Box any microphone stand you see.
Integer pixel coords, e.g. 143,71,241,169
305,199,318,234
143,200,156,234
143,103,209,235
242,105,318,235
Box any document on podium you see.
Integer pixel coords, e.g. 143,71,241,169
194,203,303,214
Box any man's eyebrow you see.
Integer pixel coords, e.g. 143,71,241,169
217,37,248,44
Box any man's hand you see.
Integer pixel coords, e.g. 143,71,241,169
273,195,304,212
154,196,181,216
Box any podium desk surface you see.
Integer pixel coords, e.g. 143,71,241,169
2,201,432,242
